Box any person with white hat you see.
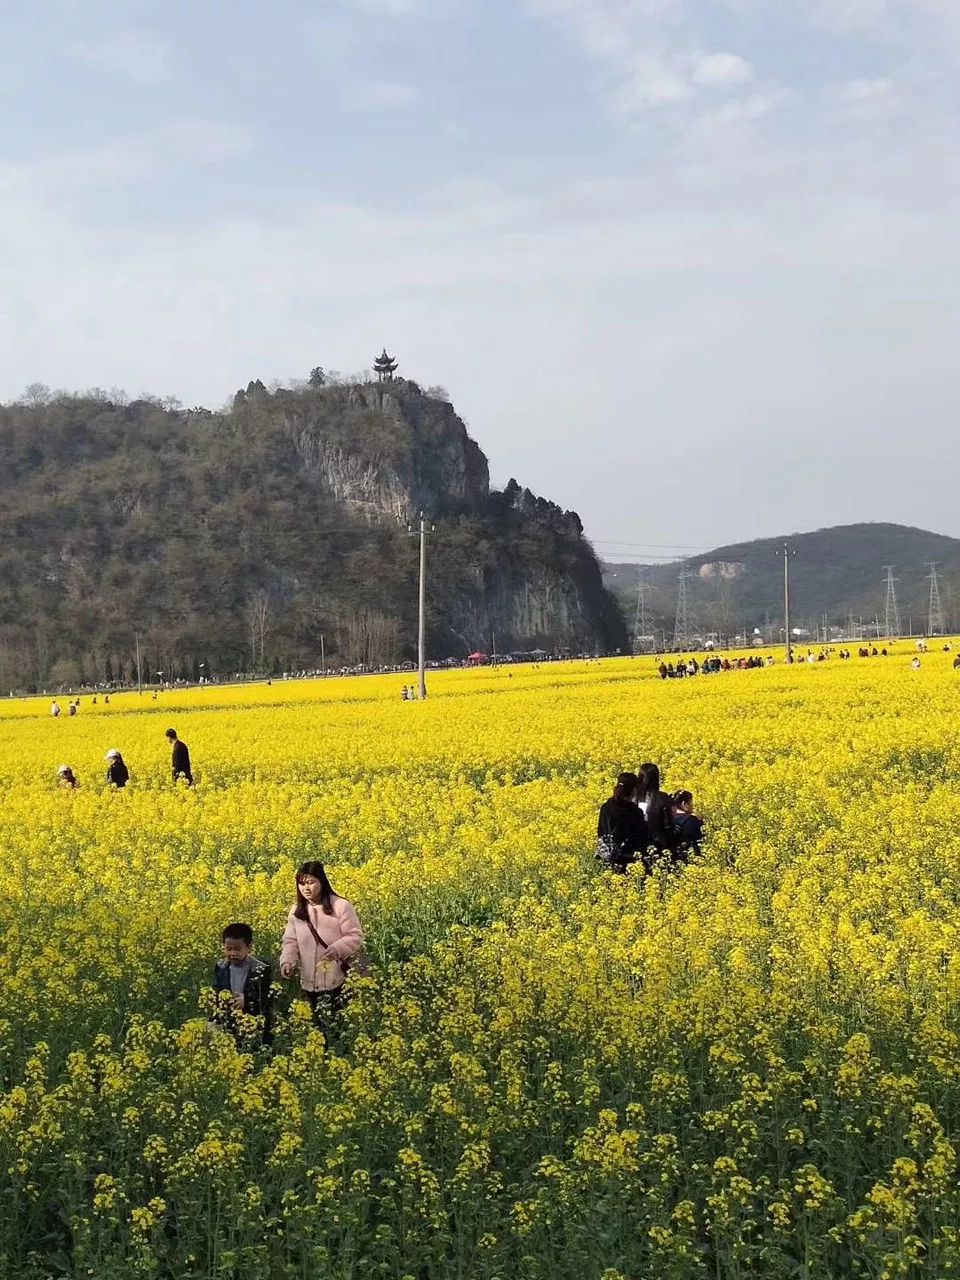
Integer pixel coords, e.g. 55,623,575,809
104,749,130,789
57,764,78,790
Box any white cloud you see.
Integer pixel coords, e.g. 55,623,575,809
689,52,754,87
345,0,422,13
0,119,255,197
841,76,894,101
347,80,420,109
610,54,692,110
69,32,172,85
810,0,887,31
524,1,758,117
687,89,785,141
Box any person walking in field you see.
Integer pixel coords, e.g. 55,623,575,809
597,771,650,874
279,861,363,1034
57,764,78,790
50,700,61,717
165,727,193,785
104,749,130,789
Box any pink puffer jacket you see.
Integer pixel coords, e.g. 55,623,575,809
279,897,363,992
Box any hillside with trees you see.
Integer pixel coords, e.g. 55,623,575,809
605,523,960,645
0,376,626,690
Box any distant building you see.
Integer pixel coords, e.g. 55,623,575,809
374,349,398,381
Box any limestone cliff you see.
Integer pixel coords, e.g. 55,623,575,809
284,381,489,524
0,377,626,686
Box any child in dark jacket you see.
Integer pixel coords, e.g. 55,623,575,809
671,790,705,861
213,923,273,1045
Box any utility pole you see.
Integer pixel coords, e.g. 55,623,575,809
673,571,691,651
320,633,325,675
928,562,945,636
782,543,794,663
135,631,142,695
883,565,902,638
417,515,429,700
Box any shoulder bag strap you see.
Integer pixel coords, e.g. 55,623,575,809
303,915,329,950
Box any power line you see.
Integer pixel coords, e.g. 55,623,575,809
602,553,699,563
592,539,708,551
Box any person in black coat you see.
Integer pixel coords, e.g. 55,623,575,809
165,728,193,785
638,762,678,860
597,772,650,873
104,749,129,788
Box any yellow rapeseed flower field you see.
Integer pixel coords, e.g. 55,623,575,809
2,650,960,1278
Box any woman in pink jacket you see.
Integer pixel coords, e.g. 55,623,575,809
279,861,363,1029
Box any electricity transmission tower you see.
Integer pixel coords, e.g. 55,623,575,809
928,562,945,636
673,571,692,650
632,573,649,653
883,565,902,639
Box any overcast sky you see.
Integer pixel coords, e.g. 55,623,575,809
1,0,958,555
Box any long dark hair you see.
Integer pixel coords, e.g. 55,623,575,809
638,762,660,801
612,771,639,803
294,860,336,918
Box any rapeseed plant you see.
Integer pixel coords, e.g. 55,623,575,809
0,652,958,1276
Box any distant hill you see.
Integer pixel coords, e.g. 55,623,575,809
0,376,626,690
603,523,960,642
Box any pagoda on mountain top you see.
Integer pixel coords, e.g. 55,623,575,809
374,349,398,381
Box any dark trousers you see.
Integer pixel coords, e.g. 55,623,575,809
305,986,346,1040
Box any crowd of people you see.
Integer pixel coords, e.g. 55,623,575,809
212,861,365,1046
659,655,773,678
597,763,704,875
51,696,111,716
54,728,192,790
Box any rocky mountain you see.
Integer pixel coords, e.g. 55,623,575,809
605,523,960,642
0,377,626,689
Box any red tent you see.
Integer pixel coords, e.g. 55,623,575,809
468,652,488,663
